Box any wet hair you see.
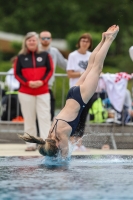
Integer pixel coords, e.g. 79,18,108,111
19,133,59,157
19,32,39,55
38,139,59,157
76,33,93,50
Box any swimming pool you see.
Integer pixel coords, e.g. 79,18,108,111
0,155,133,200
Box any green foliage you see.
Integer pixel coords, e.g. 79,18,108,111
0,61,11,72
0,1,133,55
54,66,69,108
103,66,120,74
105,54,133,73
0,0,83,38
0,61,11,82
0,0,133,40
0,51,15,62
11,41,22,54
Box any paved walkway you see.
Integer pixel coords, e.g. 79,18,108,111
0,144,133,156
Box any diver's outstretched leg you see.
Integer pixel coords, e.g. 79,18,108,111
80,25,119,103
76,25,118,86
75,32,105,86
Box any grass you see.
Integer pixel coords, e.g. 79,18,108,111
54,66,69,108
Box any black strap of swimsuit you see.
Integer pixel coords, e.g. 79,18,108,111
51,119,58,133
50,118,68,133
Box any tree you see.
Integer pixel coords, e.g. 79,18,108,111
0,0,133,71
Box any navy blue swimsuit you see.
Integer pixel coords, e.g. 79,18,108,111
51,86,86,136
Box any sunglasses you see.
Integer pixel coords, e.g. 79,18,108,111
41,37,51,41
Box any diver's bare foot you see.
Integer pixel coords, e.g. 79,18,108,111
104,25,119,40
102,25,116,41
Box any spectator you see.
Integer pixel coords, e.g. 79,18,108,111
1,56,23,121
14,32,53,151
5,56,20,91
39,30,67,121
67,33,92,150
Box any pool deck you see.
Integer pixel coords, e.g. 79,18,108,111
0,144,133,156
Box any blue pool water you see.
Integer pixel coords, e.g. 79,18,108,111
0,155,133,200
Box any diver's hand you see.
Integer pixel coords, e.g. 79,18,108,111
58,136,69,158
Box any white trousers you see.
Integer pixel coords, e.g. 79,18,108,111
19,92,51,148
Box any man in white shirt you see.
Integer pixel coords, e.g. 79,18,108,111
39,31,67,121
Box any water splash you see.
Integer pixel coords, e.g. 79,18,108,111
41,141,76,166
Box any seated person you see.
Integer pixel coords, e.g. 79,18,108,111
1,56,23,121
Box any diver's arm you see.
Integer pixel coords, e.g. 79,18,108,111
59,136,69,158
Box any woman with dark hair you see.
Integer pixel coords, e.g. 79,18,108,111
67,33,92,88
20,25,119,158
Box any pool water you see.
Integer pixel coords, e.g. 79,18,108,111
0,155,133,200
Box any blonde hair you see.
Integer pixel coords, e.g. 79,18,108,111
19,32,39,55
19,133,59,157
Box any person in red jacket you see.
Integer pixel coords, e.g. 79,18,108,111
14,32,53,151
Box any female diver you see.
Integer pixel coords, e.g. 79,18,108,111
19,25,119,158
